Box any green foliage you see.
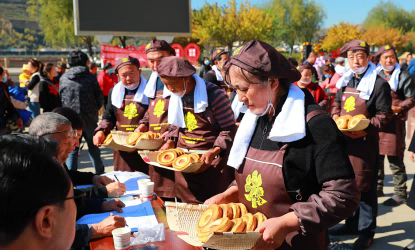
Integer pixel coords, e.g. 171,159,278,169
0,20,40,50
363,1,415,33
0,2,31,21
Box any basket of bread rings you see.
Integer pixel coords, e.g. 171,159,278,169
107,131,163,150
335,114,370,132
164,202,263,250
101,132,137,152
137,148,207,173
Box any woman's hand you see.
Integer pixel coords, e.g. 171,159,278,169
159,139,175,151
134,124,148,132
204,186,239,205
409,151,415,162
251,212,300,250
195,147,222,174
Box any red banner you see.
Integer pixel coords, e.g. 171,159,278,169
101,44,149,68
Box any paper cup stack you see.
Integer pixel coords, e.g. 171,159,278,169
137,179,154,202
112,227,131,250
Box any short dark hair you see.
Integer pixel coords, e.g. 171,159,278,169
43,63,55,77
0,67,3,76
287,58,298,67
322,64,336,74
67,50,89,67
0,135,71,247
89,62,97,70
52,107,86,131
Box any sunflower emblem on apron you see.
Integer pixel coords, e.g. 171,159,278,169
185,112,198,132
245,170,267,208
344,96,356,112
153,99,166,118
124,103,138,119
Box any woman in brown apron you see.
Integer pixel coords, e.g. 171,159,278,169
374,45,415,206
135,40,176,200
93,56,149,173
157,56,236,204
330,40,393,249
205,40,359,250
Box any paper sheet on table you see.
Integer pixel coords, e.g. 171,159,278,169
124,215,158,229
123,199,142,207
101,171,149,183
76,201,156,232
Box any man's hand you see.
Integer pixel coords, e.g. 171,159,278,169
409,151,415,162
159,139,175,151
106,183,127,198
102,199,125,212
91,215,126,239
342,130,367,139
93,131,106,147
333,114,339,121
204,193,227,205
392,105,403,114
15,118,23,129
134,124,149,132
195,147,222,174
92,175,114,186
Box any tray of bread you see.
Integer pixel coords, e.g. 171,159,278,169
165,202,263,250
111,131,164,150
101,133,137,152
138,148,207,173
335,114,370,132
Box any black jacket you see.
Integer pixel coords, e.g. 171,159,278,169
59,66,104,126
39,77,62,112
0,81,20,133
64,164,108,198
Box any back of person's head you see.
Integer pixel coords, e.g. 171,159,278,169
42,63,54,78
103,62,113,70
89,61,97,70
67,50,89,67
29,112,71,137
0,134,74,249
52,107,86,131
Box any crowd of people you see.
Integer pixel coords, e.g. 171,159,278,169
1,38,415,250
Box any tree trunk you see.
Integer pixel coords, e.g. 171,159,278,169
86,36,93,57
227,42,234,55
289,43,295,56
119,36,127,48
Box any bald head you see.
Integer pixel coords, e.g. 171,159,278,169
308,52,317,64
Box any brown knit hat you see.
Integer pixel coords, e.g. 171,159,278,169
374,44,396,59
145,39,176,56
222,40,301,82
340,40,370,57
211,49,227,61
114,56,140,74
157,57,196,78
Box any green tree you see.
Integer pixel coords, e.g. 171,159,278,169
266,0,326,55
321,22,362,52
363,1,415,33
27,0,96,55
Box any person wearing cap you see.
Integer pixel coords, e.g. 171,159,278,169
374,45,415,206
157,57,236,204
204,40,359,250
335,57,347,76
203,49,229,89
56,61,67,80
294,63,328,110
98,62,118,108
93,56,149,173
329,40,393,249
60,50,105,174
135,40,175,200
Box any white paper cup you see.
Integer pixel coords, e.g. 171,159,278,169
139,182,154,194
137,179,151,185
112,227,131,250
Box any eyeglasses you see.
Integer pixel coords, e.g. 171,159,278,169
40,129,78,139
65,192,86,201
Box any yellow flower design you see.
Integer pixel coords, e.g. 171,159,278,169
385,45,390,50
122,58,128,62
185,112,198,132
124,103,138,119
153,99,166,118
244,170,267,208
217,49,221,53
344,96,356,112
360,41,366,47
146,43,151,49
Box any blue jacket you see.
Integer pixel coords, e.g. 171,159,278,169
408,59,415,76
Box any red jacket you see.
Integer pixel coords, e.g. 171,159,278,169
294,81,328,104
98,71,117,96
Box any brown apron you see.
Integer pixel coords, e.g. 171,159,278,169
379,89,406,156
340,87,378,192
174,99,234,204
147,89,175,198
235,142,327,249
114,93,149,173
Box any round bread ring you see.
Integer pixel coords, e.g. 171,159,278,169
197,204,223,232
229,203,241,219
189,153,200,162
348,115,366,129
353,114,367,120
126,132,141,145
253,212,267,228
199,217,232,235
242,213,257,232
219,204,233,220
103,134,113,144
174,148,185,156
237,203,248,216
138,133,151,140
157,150,177,167
172,154,193,170
230,218,246,233
335,116,349,130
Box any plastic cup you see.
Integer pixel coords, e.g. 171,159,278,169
112,227,131,250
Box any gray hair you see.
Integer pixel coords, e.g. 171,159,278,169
29,112,72,136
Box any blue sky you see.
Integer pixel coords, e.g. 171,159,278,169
191,0,415,28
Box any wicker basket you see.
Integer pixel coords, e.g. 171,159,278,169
111,131,132,145
339,119,370,132
102,139,137,152
135,138,164,150
165,202,262,250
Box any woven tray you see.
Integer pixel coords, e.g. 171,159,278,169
111,131,164,150
165,202,262,250
102,139,136,152
339,119,370,132
137,149,207,173
111,131,132,145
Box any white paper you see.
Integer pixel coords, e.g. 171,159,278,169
125,215,159,229
101,171,149,183
123,199,142,207
121,190,141,197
